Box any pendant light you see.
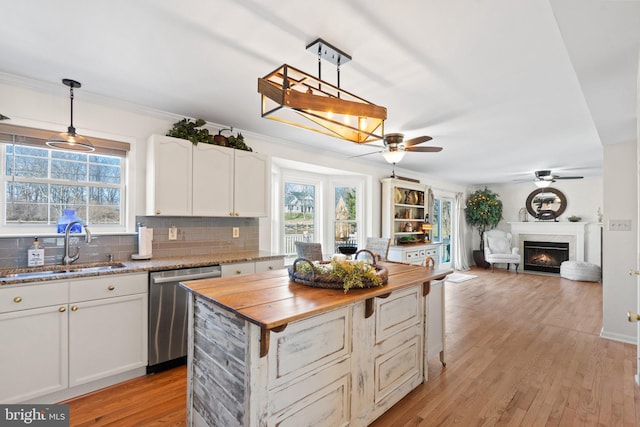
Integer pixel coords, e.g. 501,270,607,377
46,78,94,152
258,38,386,144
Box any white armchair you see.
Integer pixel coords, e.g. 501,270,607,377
483,229,521,273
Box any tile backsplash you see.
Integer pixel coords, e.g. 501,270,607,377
0,216,259,269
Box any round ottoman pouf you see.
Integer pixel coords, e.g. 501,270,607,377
560,261,601,282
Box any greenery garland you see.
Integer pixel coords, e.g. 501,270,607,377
465,187,503,251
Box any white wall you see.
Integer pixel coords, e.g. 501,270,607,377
467,179,603,265
601,140,637,344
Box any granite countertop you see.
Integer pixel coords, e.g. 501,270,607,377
0,250,284,285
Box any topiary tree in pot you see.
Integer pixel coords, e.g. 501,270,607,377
465,187,503,267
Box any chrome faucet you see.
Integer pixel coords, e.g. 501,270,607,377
63,220,92,265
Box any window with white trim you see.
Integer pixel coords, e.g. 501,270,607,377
0,124,129,232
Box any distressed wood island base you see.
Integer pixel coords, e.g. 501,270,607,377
181,262,452,427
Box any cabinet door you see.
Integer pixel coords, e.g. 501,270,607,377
69,293,147,387
147,135,192,216
193,143,234,216
234,150,268,217
255,258,285,273
221,262,256,277
0,306,68,403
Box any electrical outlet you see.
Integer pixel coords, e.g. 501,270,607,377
168,226,178,240
233,227,240,238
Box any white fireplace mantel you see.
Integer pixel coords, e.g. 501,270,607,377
508,221,587,262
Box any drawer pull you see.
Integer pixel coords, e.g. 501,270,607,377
13,296,22,303
59,307,66,313
71,306,78,312
108,285,115,291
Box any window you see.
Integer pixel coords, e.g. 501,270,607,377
283,181,317,257
0,124,130,232
334,186,357,252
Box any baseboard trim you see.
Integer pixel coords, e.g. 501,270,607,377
600,328,637,345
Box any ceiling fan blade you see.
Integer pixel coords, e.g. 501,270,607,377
405,146,443,153
553,176,584,180
348,150,383,159
403,136,433,147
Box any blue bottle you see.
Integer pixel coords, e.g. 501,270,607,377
57,209,82,233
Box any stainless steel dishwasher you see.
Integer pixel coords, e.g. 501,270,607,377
147,265,221,373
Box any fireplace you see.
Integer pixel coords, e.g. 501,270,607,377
523,241,569,273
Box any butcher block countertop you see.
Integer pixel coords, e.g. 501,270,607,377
181,261,452,331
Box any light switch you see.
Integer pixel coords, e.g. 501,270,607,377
608,219,631,231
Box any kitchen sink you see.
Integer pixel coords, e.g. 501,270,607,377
0,263,126,281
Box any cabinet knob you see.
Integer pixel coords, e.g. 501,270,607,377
71,306,79,312
156,210,161,215
13,296,22,303
235,212,240,217
59,306,66,313
229,212,234,216
236,270,242,275
108,285,115,291
268,266,273,270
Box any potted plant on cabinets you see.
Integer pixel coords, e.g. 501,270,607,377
465,188,503,268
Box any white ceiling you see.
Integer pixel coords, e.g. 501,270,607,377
1,0,638,185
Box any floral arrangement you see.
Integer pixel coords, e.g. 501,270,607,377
290,258,386,293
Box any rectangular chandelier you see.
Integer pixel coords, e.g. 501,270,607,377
257,40,386,144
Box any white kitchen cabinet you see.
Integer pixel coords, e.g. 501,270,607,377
146,134,193,216
221,258,284,277
221,261,256,277
255,258,285,273
68,274,147,387
0,273,147,403
388,243,440,267
0,306,69,403
147,134,269,217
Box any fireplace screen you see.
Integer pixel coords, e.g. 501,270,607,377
523,241,569,273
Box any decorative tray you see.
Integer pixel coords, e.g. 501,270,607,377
288,250,388,293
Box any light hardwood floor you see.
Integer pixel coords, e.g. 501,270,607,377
63,267,640,426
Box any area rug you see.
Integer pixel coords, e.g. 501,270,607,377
445,272,478,283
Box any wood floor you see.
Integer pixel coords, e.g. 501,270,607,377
63,268,640,426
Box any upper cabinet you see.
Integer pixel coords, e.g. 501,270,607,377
147,135,269,217
381,178,429,246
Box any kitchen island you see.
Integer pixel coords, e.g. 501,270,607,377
181,261,451,427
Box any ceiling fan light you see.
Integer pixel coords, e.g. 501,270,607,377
46,78,95,153
382,150,406,164
534,179,552,188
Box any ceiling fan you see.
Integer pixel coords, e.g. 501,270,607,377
351,133,443,164
533,169,583,187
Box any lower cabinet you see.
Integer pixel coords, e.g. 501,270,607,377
69,293,147,387
221,258,285,277
0,273,147,403
388,243,439,267
0,304,69,403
